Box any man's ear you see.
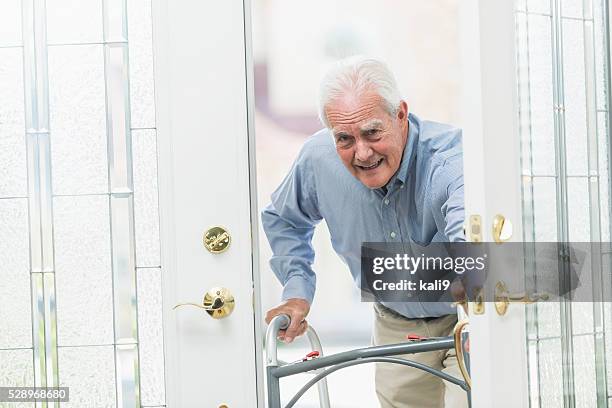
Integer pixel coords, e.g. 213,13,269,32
397,100,408,120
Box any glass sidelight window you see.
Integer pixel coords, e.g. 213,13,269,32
0,0,165,407
516,0,612,406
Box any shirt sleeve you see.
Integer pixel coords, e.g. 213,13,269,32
261,147,323,304
433,154,466,243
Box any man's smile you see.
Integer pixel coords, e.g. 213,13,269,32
355,158,384,171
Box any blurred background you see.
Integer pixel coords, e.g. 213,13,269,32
251,0,461,405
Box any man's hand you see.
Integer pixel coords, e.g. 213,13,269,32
265,298,310,343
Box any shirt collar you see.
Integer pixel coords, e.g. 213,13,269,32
391,113,419,186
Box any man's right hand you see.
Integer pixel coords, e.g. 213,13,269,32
265,298,310,343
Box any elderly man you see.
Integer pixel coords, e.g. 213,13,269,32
262,56,466,408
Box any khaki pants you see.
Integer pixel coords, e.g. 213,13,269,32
373,304,468,408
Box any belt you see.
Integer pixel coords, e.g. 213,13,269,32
376,302,445,322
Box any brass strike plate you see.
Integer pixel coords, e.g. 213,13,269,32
468,215,482,243
472,286,485,315
203,226,231,254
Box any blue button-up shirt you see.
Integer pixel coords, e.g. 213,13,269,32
261,113,465,318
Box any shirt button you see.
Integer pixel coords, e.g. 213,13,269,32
384,199,390,205
390,231,396,239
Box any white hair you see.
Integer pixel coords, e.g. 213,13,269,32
317,56,402,129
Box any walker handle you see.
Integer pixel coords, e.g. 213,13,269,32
276,313,290,330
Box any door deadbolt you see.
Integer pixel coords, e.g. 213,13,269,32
203,226,231,253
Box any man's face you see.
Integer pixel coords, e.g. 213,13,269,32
326,90,408,189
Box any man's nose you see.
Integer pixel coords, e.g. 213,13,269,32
354,140,373,162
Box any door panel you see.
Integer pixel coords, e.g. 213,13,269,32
0,0,259,406
153,0,260,406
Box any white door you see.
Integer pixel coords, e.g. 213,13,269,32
152,0,263,406
460,0,612,407
0,0,261,407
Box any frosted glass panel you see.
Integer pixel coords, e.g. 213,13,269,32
533,177,558,241
607,300,612,394
598,112,610,241
137,268,166,406
49,45,108,195
0,199,31,349
571,302,594,335
562,19,589,177
528,14,556,176
0,0,22,47
572,335,597,408
0,48,27,198
528,0,551,14
0,348,34,388
54,195,114,346
538,338,564,407
536,302,561,338
133,129,161,267
58,346,116,408
561,0,583,18
127,0,156,129
46,0,104,45
567,177,590,241
0,0,21,46
594,0,607,110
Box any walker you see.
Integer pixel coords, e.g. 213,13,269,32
265,313,471,408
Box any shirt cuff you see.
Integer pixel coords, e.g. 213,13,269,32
281,275,315,305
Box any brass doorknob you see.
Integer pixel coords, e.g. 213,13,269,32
173,287,235,319
494,281,549,315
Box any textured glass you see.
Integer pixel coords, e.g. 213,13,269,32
105,43,133,192
103,0,128,43
606,300,612,394
571,302,595,335
46,0,104,45
528,340,539,406
0,1,22,47
0,48,27,197
110,195,138,341
116,344,140,407
133,129,161,267
0,349,34,385
594,0,607,110
598,112,610,241
561,0,583,18
137,268,166,406
528,0,552,14
58,346,116,408
536,302,561,338
0,199,31,349
127,0,156,129
572,335,597,407
538,339,564,407
48,45,108,195
567,177,590,241
533,177,558,241
517,13,533,175
563,19,589,176
0,349,34,407
54,195,114,346
528,14,556,176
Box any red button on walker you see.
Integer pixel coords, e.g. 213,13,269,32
302,351,320,361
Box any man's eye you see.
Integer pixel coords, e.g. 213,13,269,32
368,129,379,135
